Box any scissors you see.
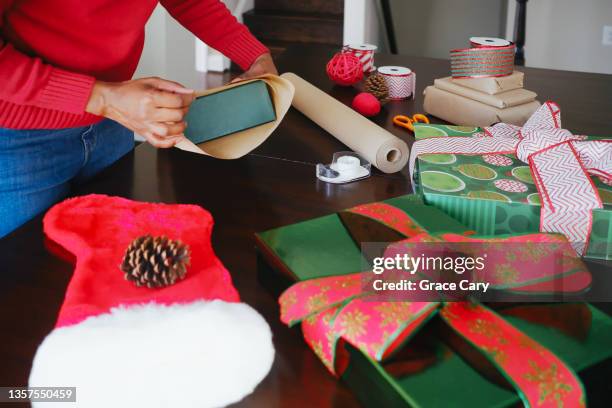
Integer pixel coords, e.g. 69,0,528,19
392,113,430,132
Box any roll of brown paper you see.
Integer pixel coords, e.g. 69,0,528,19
281,73,409,174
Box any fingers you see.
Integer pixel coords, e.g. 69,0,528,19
163,121,187,136
231,53,278,84
151,107,189,122
145,77,194,94
142,131,184,149
146,121,186,137
151,90,193,109
142,77,194,108
100,77,195,150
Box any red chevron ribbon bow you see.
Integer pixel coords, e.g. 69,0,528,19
409,102,612,255
279,202,588,407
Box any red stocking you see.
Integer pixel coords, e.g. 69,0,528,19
29,194,274,408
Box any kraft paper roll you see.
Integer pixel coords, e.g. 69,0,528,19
281,73,409,174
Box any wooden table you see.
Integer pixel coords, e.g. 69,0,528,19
1,45,610,407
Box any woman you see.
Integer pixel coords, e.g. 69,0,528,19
0,0,277,237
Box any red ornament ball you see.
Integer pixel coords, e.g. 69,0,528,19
326,52,363,86
352,92,381,117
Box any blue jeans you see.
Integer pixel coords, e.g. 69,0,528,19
0,119,134,237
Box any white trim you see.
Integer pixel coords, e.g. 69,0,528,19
505,1,517,41
195,40,209,73
30,301,274,408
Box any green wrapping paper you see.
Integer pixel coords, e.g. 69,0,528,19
257,195,466,281
184,80,276,144
413,124,612,261
255,195,612,407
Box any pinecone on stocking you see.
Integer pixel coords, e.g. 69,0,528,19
364,73,389,101
121,235,191,288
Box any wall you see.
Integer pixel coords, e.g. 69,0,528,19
135,1,612,81
390,0,508,59
135,1,255,88
137,6,167,78
505,0,612,74
135,5,201,89
343,0,384,50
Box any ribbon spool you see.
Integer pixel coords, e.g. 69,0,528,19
377,66,416,100
344,44,377,73
470,37,512,47
451,37,515,79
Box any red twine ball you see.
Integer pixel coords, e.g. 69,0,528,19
326,52,363,86
352,92,381,117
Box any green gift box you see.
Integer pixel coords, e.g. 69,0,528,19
413,124,612,261
184,80,276,144
255,195,612,407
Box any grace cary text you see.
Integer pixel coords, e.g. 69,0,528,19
372,279,490,293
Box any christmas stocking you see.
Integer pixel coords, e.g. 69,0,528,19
29,195,274,408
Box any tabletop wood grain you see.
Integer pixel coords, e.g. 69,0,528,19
0,45,610,407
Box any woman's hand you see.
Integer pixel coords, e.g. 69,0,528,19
232,53,278,82
86,77,195,148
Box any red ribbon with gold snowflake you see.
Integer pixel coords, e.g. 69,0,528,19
279,201,586,408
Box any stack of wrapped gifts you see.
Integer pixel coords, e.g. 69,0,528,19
424,37,540,126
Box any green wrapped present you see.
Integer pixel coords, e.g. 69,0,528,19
412,122,612,261
255,195,612,407
184,80,276,144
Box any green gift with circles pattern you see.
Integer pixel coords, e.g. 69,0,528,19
413,123,612,260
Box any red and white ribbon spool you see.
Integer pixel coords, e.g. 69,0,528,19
377,66,415,100
344,44,377,73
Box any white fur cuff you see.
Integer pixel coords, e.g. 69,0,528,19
29,300,274,408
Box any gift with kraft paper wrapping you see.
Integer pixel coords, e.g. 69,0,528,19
255,196,612,408
410,102,612,260
174,74,294,159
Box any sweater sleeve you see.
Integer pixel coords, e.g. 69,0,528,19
0,41,96,114
160,0,269,71
0,1,95,116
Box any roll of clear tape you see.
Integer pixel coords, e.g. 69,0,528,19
281,73,409,174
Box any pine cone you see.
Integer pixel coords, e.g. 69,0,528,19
121,235,191,288
364,73,389,101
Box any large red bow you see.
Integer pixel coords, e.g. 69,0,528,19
409,102,612,255
279,202,588,408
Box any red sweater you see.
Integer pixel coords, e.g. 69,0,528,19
0,0,268,129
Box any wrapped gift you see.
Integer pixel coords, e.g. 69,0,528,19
411,102,612,260
452,71,525,95
255,196,612,407
423,85,541,127
423,70,540,127
434,77,537,109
